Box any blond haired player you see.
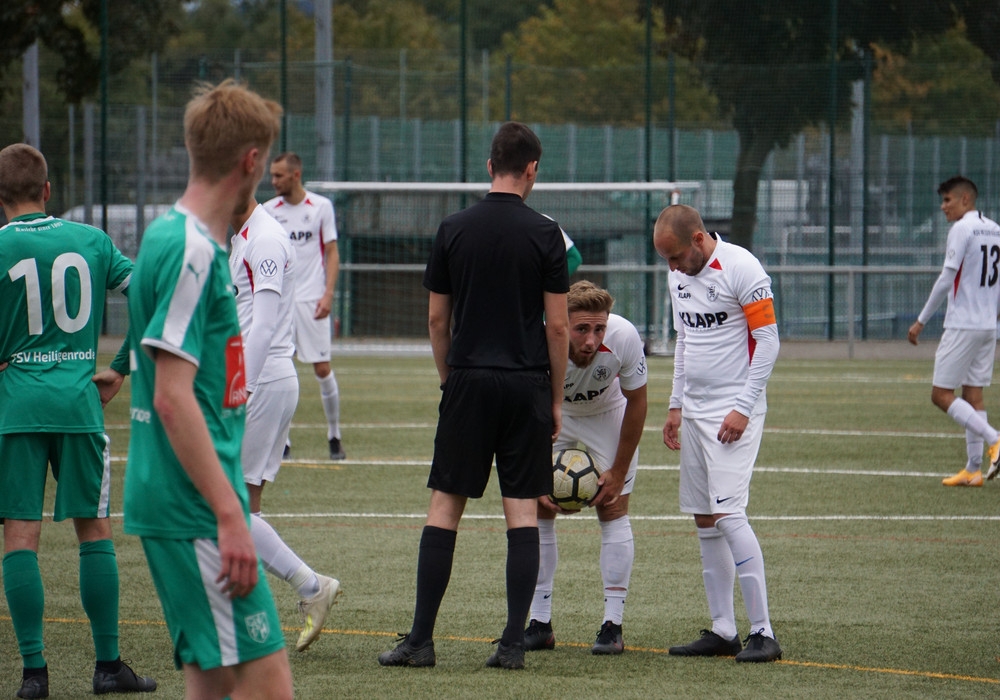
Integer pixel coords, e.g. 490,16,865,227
525,281,647,656
124,80,293,699
908,176,1000,487
655,204,782,663
264,153,345,460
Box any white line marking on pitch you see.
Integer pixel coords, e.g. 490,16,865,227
90,511,1000,522
104,423,962,440
105,457,954,479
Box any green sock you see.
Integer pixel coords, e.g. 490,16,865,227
79,539,120,662
3,549,46,668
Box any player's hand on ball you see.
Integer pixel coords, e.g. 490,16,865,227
589,474,619,508
542,494,589,514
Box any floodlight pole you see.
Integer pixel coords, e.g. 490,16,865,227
100,0,109,333
100,0,109,225
826,0,837,341
280,0,288,152
459,0,468,183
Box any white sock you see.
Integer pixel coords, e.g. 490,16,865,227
948,399,999,445
530,518,557,622
716,514,773,639
318,373,341,440
697,526,737,640
599,516,633,626
966,412,986,472
250,513,319,597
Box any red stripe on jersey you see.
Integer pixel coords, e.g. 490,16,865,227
319,223,326,258
243,259,255,292
239,226,249,240
954,261,962,297
273,200,285,208
709,258,723,271
598,344,612,353
748,328,757,363
304,198,313,206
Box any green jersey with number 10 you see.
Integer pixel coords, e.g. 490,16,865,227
0,213,132,433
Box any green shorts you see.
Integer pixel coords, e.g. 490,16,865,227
0,432,111,520
140,537,286,670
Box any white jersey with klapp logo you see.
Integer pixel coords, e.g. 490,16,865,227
263,191,337,302
940,209,1000,330
229,204,296,386
669,237,776,418
563,314,647,417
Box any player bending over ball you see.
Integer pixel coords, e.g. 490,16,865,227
525,281,647,656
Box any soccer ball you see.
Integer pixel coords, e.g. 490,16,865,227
551,448,601,511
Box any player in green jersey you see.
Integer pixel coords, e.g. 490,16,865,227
124,80,293,700
0,143,155,698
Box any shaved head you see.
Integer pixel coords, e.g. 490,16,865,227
654,204,706,246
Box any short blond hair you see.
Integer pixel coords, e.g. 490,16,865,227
567,280,614,315
0,143,47,205
184,79,282,182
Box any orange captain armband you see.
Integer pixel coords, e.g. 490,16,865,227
743,297,776,331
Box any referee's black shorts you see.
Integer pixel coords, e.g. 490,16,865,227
428,367,553,499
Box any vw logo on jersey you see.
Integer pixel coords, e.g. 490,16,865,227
259,259,278,276
706,284,719,302
592,365,611,381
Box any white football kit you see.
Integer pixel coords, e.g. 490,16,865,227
669,236,779,514
230,205,299,484
263,191,337,302
917,210,1000,389
936,210,1000,331
264,191,338,363
558,314,647,495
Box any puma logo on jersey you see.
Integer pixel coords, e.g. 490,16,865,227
678,311,729,328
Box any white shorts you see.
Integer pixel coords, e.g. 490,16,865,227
556,403,637,496
932,328,997,390
293,300,331,364
242,375,299,486
678,412,765,515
